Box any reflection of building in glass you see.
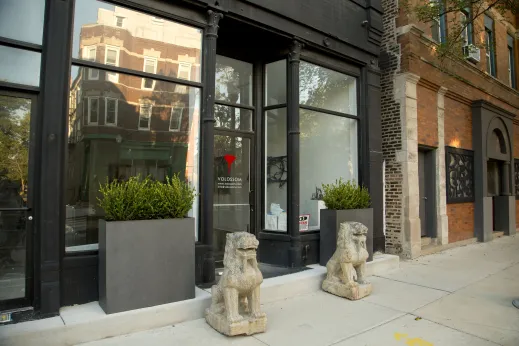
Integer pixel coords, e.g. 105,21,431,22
66,6,201,248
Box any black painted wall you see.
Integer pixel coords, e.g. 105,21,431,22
188,0,382,62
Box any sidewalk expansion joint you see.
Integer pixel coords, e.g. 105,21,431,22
327,313,406,346
373,275,453,293
414,315,503,346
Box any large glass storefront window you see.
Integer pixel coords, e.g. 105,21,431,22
0,95,33,302
66,0,202,252
299,62,358,231
264,60,287,232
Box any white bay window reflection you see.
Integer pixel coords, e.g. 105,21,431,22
142,58,157,90
105,46,119,82
299,62,358,231
105,98,118,125
138,102,152,130
170,104,183,131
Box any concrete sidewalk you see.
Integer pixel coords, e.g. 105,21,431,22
80,234,519,346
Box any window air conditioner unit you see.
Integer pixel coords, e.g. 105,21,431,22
463,44,480,63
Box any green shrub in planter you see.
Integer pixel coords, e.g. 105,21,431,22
321,178,370,210
97,175,196,221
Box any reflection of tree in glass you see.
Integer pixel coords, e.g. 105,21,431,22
299,63,353,139
215,62,249,129
0,96,30,201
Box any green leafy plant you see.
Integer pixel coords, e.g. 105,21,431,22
321,178,371,210
97,175,196,221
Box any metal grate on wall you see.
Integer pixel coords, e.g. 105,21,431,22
445,146,475,203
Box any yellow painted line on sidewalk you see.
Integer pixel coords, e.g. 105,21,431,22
394,332,434,346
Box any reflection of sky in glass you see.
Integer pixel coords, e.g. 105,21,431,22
299,62,357,115
0,46,41,87
0,0,45,44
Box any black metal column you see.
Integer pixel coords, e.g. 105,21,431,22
201,10,223,283
365,61,384,254
38,0,74,315
287,40,303,267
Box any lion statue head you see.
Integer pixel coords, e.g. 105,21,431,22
223,232,259,271
337,221,368,251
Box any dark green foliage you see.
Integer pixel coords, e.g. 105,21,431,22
98,175,196,221
321,178,371,210
401,0,517,61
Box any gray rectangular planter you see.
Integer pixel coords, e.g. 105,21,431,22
99,218,195,314
319,208,373,266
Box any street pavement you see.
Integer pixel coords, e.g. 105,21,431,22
80,234,519,346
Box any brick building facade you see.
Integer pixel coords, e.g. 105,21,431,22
381,1,519,258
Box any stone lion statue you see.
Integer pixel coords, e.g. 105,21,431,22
322,221,372,300
205,232,267,336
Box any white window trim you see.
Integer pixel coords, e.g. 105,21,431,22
486,30,494,75
509,47,513,86
141,57,157,90
105,45,120,83
169,105,184,131
83,46,99,80
115,15,125,28
174,63,192,94
151,16,164,25
460,12,469,46
178,62,192,80
139,103,152,130
83,97,88,125
105,97,118,126
87,97,99,125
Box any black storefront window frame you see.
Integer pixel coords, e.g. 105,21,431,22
298,52,365,193
10,0,382,314
290,55,363,234
58,0,209,309
0,2,45,314
260,55,363,235
257,46,367,268
64,0,205,260
0,89,39,312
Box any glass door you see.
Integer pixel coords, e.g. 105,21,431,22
213,54,255,267
0,91,36,310
213,132,253,265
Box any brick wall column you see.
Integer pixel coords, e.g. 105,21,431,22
436,87,449,245
394,73,421,258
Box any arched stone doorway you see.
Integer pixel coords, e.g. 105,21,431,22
472,101,516,242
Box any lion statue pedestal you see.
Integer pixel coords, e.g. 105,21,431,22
205,232,267,336
322,221,372,300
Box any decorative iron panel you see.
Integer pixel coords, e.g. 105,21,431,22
515,159,519,199
445,147,475,203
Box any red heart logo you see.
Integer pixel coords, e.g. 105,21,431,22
223,154,236,174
